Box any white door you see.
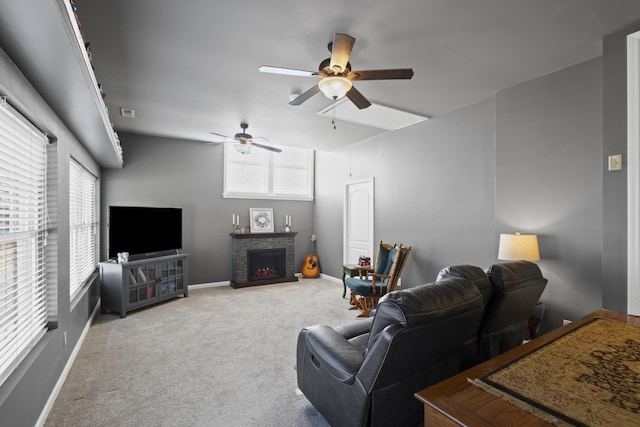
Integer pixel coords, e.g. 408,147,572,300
344,178,374,264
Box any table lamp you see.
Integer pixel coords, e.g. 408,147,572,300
498,231,540,261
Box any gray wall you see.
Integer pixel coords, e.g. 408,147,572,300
0,48,101,427
496,58,603,329
602,21,640,312
101,133,315,285
315,57,604,333
315,99,497,287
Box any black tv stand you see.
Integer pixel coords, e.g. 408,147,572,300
100,253,188,318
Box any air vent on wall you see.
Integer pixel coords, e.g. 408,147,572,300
120,107,135,118
317,98,428,131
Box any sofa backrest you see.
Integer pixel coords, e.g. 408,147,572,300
436,264,493,370
479,261,547,361
367,277,483,353
436,261,548,367
437,265,492,309
360,277,485,427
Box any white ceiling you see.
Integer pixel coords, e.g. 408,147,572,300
72,0,640,152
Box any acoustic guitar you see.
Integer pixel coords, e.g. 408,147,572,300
301,234,320,278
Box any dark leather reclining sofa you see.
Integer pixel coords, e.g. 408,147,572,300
296,260,547,427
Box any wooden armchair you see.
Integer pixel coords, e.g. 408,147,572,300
345,241,412,317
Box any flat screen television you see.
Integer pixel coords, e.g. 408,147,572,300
108,206,182,260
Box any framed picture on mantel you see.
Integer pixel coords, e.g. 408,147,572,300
249,208,274,233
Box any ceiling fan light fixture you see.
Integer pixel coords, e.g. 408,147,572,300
234,143,252,154
318,76,352,100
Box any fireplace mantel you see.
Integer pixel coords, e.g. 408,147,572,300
230,232,297,239
230,232,298,288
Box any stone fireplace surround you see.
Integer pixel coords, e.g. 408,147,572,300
230,232,298,288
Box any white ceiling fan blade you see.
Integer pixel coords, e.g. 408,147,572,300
209,132,236,143
259,65,316,77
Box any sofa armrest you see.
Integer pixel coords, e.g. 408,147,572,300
304,325,365,384
335,317,374,339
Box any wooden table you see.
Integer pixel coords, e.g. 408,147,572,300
415,309,640,426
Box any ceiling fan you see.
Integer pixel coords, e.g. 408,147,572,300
209,122,281,154
259,33,414,110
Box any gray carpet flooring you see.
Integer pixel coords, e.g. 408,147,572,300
45,277,363,427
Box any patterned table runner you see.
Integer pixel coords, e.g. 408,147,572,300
471,317,640,426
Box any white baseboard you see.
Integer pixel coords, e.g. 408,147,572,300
295,271,342,283
319,273,342,283
189,281,230,289
36,299,101,427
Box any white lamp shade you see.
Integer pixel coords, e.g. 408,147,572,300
498,233,540,261
234,143,251,154
318,76,352,100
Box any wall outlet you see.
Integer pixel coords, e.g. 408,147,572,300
608,154,622,171
63,331,67,347
562,319,572,326
397,278,402,288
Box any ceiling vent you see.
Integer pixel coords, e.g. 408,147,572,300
317,99,427,131
120,107,135,118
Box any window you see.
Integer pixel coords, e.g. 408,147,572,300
223,144,314,200
0,99,48,385
69,159,97,299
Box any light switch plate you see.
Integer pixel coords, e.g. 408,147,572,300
608,154,622,171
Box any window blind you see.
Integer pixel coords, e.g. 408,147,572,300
223,144,314,200
224,144,269,195
0,99,48,386
274,146,314,197
69,158,97,299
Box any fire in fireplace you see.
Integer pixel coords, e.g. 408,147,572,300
247,248,285,282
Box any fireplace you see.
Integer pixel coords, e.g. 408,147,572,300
248,248,285,281
230,232,298,288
